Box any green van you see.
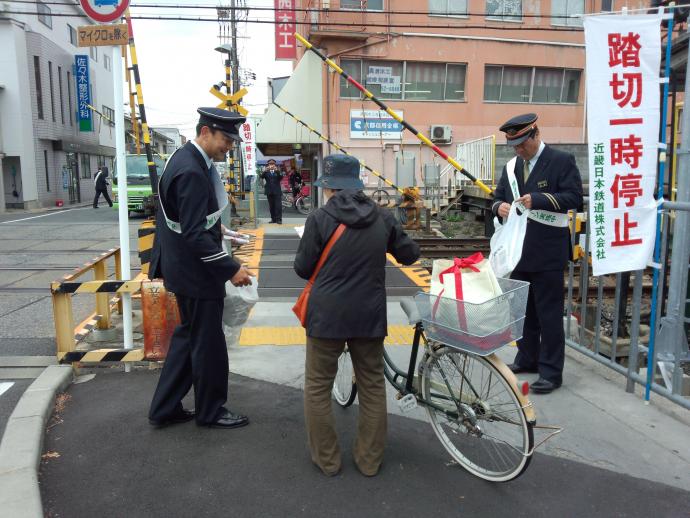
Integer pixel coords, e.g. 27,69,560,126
112,154,167,216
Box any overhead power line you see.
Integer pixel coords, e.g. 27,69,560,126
0,9,588,31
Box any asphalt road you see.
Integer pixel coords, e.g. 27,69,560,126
39,370,690,518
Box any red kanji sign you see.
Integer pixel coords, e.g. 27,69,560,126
610,173,643,208
608,32,641,67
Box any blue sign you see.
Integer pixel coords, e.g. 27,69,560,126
349,109,404,140
75,55,92,132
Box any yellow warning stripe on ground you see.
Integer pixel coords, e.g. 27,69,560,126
239,325,415,346
387,253,430,289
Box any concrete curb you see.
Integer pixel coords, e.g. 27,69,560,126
0,365,73,518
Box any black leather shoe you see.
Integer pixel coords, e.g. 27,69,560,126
508,363,538,374
530,378,561,394
149,408,195,428
203,409,249,429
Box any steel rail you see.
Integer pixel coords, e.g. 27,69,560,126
295,32,493,196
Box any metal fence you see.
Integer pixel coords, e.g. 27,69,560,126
439,135,495,200
565,200,690,409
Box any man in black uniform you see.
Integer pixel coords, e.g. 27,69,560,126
492,113,583,394
261,158,284,224
148,107,254,428
93,166,113,208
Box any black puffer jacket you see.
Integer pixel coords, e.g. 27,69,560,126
294,190,420,339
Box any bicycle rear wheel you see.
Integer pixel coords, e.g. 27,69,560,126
421,347,533,482
333,349,357,407
371,189,390,207
296,196,313,215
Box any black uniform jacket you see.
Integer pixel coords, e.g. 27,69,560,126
261,168,284,195
492,145,583,272
294,190,420,339
94,170,109,191
149,142,240,299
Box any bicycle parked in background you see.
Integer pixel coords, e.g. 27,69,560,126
282,181,313,215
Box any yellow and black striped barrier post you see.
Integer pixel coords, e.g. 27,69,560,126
138,219,155,277
295,32,493,197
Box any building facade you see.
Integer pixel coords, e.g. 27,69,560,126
290,0,619,188
151,127,183,154
0,2,115,210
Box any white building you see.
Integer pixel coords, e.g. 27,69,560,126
0,2,116,210
150,127,182,154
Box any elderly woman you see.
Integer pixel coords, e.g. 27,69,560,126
294,154,420,477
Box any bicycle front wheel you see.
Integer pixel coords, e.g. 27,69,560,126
296,196,313,215
332,349,357,407
421,347,533,482
371,189,390,207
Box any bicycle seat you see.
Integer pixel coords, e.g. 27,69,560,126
399,299,421,325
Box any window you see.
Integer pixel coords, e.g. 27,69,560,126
484,65,581,103
601,0,613,11
430,0,467,16
80,153,91,179
340,59,466,101
104,54,111,71
34,56,44,120
90,46,98,62
341,0,383,10
486,0,522,21
68,24,77,46
551,0,584,26
48,61,56,122
67,71,73,126
102,105,115,127
58,66,64,124
44,150,50,192
37,1,52,28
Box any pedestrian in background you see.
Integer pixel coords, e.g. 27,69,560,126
262,158,283,224
92,166,112,208
148,107,254,430
294,154,420,477
492,113,583,394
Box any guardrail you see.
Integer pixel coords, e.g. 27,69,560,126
565,200,690,409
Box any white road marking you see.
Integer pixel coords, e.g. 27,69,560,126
0,207,90,224
0,382,14,397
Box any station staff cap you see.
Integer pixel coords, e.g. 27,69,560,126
197,107,246,142
499,113,538,146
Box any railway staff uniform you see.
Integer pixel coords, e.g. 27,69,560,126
492,113,583,394
148,107,253,429
262,159,284,224
294,154,420,477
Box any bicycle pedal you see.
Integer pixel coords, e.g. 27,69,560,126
397,393,418,413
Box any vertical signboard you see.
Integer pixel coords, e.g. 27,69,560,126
275,0,296,60
241,118,256,179
75,54,92,132
584,15,661,276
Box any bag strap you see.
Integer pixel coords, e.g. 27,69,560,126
308,223,346,283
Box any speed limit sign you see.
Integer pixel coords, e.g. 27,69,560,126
79,0,130,24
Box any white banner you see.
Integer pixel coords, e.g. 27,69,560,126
584,14,661,276
350,109,404,140
241,118,256,179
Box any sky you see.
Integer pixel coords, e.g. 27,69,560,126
126,0,293,140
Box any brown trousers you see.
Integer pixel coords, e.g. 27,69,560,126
304,336,387,476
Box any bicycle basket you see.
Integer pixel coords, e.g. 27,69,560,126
414,277,530,356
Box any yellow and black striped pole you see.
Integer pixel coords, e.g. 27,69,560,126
295,32,493,196
272,101,404,196
125,10,159,202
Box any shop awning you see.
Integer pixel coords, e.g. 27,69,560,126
256,51,323,154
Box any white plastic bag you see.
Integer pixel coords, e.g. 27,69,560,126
489,203,529,278
222,278,259,327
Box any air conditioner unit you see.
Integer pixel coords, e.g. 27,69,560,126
430,124,452,144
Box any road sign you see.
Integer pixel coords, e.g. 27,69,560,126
209,86,249,116
79,0,129,24
78,24,128,46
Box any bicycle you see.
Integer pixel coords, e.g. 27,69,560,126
282,181,313,215
332,281,560,482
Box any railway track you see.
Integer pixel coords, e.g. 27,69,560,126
414,237,491,258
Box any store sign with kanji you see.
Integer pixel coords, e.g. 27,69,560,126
584,14,661,276
78,24,128,46
75,55,92,132
274,0,296,60
79,0,129,23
